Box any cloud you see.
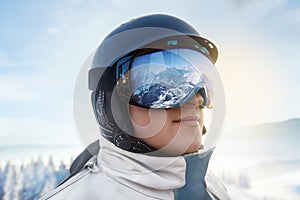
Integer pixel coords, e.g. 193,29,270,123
0,117,79,145
229,0,286,9
281,6,300,24
47,27,60,34
0,50,10,66
0,74,36,102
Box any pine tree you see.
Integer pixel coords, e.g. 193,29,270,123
0,165,6,199
21,158,45,200
3,165,17,200
56,161,69,186
238,171,251,188
21,159,35,200
15,163,27,200
0,162,10,199
32,155,46,199
0,155,74,200
40,156,56,197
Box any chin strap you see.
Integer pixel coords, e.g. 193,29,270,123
174,150,213,200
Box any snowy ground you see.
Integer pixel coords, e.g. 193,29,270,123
224,170,300,200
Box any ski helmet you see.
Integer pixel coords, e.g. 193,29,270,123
86,14,224,155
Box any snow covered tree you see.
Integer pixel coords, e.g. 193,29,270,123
20,158,45,200
0,162,10,199
0,166,6,199
40,156,57,197
238,171,251,188
0,155,73,200
31,156,46,199
3,165,17,200
55,161,69,186
221,171,234,185
15,163,28,200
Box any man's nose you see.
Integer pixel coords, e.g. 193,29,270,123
189,93,204,107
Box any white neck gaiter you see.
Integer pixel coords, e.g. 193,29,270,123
97,136,186,199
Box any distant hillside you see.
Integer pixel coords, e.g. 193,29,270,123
239,118,300,135
233,118,300,135
0,144,82,164
248,158,300,179
220,118,300,160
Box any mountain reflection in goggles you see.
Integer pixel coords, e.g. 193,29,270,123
116,49,214,109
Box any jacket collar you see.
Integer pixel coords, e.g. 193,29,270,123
98,135,186,198
97,135,214,199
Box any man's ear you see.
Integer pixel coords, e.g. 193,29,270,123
202,125,207,135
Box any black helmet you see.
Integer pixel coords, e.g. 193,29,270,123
88,14,219,154
89,14,218,91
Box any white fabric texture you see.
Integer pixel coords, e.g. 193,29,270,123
41,135,230,200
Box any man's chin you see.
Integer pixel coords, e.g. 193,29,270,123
184,143,202,155
161,140,202,156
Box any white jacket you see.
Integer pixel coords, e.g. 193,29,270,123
41,136,230,200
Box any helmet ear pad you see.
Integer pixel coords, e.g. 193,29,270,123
91,91,114,139
92,90,157,153
109,90,135,135
91,90,133,136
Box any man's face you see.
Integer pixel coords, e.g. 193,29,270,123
129,93,204,156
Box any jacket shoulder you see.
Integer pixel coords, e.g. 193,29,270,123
40,163,159,200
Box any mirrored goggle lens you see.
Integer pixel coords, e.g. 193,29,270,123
129,81,209,109
116,49,214,109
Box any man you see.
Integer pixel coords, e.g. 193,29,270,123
41,14,230,199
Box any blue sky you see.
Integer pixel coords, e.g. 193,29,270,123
0,0,300,145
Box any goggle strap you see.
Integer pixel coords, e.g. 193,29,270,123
90,66,116,91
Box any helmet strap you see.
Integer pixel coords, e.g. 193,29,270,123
94,90,157,153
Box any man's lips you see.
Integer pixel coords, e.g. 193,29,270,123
173,116,200,126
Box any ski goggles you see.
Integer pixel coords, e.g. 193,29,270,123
115,48,215,109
